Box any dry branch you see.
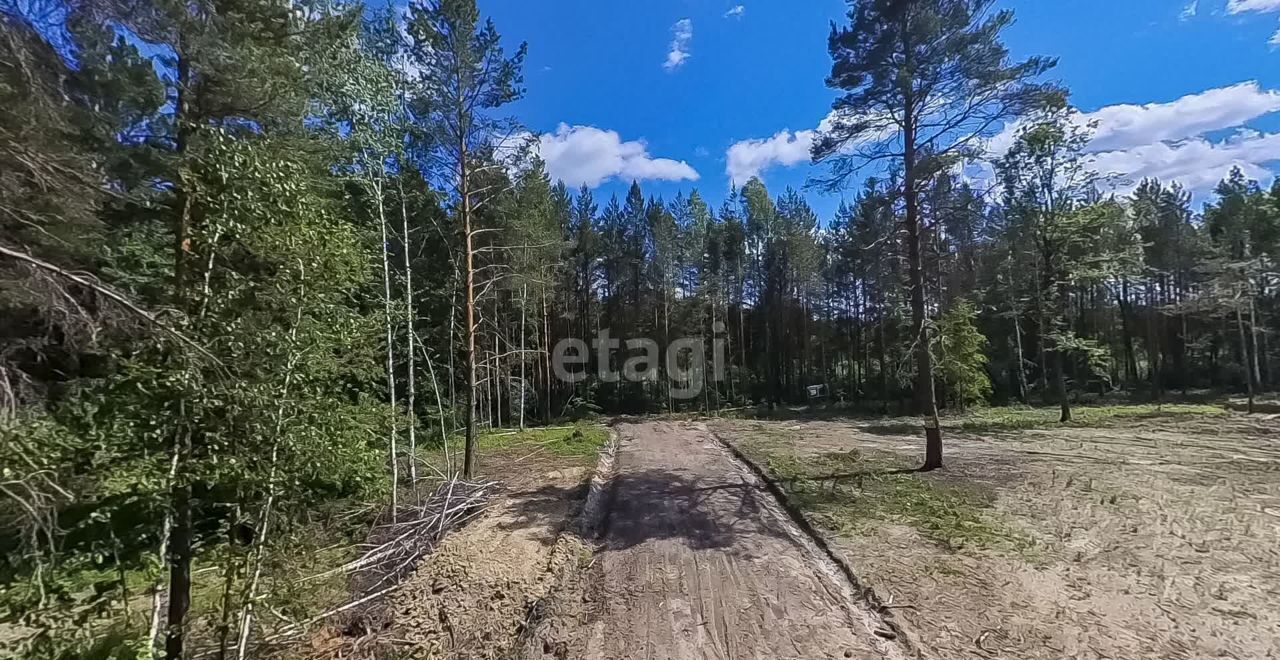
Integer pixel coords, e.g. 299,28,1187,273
0,243,221,366
244,478,496,656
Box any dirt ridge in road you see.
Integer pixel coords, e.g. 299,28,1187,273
517,430,618,659
706,426,917,656
380,430,611,660
571,428,619,540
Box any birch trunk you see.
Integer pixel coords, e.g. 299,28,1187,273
401,181,417,487
1238,300,1256,414
462,133,479,478
519,284,526,430
374,171,399,517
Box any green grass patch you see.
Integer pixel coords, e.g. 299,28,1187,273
420,422,609,469
732,400,1228,432
954,403,1225,432
740,440,1032,553
478,423,609,459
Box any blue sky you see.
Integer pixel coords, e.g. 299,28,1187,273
467,0,1280,219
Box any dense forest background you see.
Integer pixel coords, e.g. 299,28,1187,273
2,0,1278,656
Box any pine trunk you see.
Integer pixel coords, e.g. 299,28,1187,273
903,103,943,471
462,136,478,478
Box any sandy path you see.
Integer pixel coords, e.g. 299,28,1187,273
584,420,896,660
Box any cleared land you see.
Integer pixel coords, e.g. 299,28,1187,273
310,424,607,659
712,405,1280,660
350,420,907,659
569,420,898,660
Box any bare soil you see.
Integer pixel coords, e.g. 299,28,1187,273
535,420,902,660
712,412,1280,660
367,439,600,659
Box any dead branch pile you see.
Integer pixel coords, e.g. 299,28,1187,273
255,478,498,655
344,478,498,595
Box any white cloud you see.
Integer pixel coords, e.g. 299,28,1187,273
724,5,745,19
1227,0,1280,13
726,129,817,186
729,82,1280,195
725,111,894,185
985,82,1280,195
1180,0,1198,19
984,84,1267,162
533,124,700,188
1090,130,1280,193
989,82,1280,154
1082,81,1280,151
663,19,693,72
1225,0,1280,46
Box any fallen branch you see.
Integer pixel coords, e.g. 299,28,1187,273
0,243,221,366
246,478,497,656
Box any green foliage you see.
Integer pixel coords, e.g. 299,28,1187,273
815,0,1060,186
6,0,1280,654
996,105,1137,407
1205,167,1279,261
0,1,404,654
1054,331,1113,386
935,301,992,409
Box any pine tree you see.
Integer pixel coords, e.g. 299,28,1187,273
403,0,526,479
816,0,1058,469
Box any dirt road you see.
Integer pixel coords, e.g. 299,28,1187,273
581,420,899,660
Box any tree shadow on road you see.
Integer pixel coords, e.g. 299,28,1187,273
492,479,591,545
499,468,815,558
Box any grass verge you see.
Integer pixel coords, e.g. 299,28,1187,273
733,400,1228,433
954,403,1225,432
478,423,610,459
419,422,610,472
735,434,1032,553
